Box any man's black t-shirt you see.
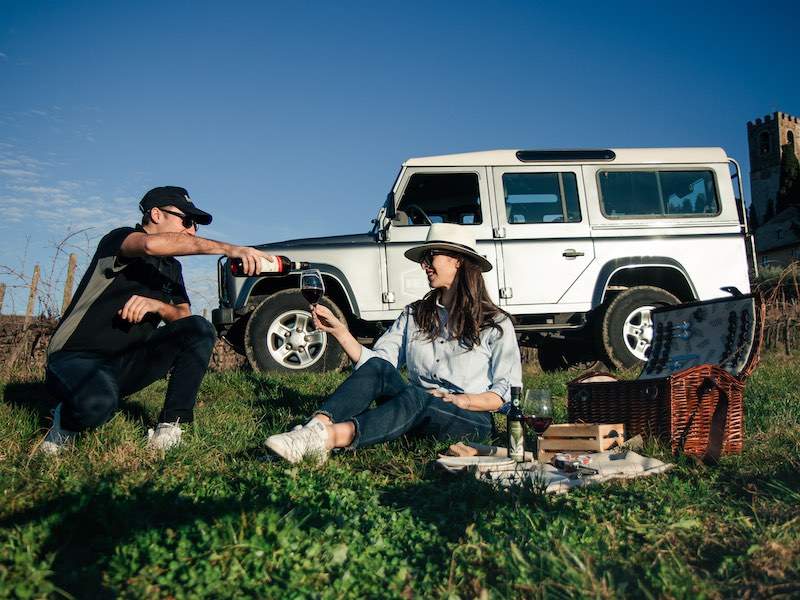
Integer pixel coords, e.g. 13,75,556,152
48,225,190,357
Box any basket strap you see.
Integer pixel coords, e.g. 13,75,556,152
676,377,714,453
703,384,729,465
676,376,729,463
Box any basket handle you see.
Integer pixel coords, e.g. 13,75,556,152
676,376,728,464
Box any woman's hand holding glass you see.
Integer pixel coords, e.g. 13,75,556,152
311,304,347,336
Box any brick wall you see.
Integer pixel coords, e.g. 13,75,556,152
0,315,247,377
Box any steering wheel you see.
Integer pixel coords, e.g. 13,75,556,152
403,204,433,226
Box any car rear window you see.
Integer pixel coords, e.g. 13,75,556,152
502,172,582,224
598,170,719,218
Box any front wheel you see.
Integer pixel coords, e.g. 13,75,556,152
244,289,347,373
597,286,680,369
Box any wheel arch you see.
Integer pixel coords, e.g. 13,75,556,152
592,258,697,307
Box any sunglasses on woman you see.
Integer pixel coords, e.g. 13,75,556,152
420,249,457,266
160,208,199,230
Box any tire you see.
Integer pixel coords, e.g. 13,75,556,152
536,339,571,372
537,337,604,373
597,286,680,369
244,289,347,373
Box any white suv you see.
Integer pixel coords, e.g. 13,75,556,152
213,148,755,373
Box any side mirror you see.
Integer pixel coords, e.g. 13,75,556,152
385,191,396,219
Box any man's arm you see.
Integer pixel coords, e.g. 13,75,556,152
118,296,191,324
120,232,272,276
161,302,192,322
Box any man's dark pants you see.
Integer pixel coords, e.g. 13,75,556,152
45,316,216,432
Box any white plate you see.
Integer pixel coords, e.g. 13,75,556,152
435,456,515,469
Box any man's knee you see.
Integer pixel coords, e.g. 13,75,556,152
66,393,118,431
182,315,217,347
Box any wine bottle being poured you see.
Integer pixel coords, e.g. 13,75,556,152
230,255,310,276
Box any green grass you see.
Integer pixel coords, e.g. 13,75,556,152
1,356,799,599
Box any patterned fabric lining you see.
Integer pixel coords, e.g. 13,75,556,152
638,296,756,381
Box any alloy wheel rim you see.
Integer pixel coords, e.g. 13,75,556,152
266,309,327,369
622,305,656,361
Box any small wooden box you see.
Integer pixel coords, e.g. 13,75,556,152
537,423,625,462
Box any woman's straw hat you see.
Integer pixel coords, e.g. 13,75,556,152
404,223,492,272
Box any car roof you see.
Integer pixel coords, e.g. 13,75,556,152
403,147,729,167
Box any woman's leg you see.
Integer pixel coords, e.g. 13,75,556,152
408,397,493,443
315,357,406,423
265,358,407,463
342,388,491,449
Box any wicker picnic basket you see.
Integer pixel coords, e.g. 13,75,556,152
568,293,765,460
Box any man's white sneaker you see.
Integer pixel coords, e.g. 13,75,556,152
265,419,329,464
39,403,76,455
147,422,183,451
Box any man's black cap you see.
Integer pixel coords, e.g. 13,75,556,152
139,186,213,225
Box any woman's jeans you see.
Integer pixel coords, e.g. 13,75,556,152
317,357,493,448
45,315,216,432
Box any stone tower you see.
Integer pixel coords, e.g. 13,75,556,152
747,111,800,224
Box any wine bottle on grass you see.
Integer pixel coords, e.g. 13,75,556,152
507,386,525,462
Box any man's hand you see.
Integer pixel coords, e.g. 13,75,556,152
118,295,165,323
431,389,473,410
228,246,275,276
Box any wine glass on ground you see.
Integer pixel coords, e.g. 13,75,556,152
522,389,553,457
301,269,325,328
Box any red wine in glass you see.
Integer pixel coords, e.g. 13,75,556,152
301,270,325,332
302,286,324,304
525,416,553,434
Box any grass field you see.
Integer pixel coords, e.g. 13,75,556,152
1,355,799,599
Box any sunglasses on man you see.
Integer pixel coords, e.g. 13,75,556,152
159,208,199,230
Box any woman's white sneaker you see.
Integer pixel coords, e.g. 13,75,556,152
265,420,329,464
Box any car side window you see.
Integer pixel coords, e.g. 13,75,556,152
599,170,720,218
503,172,582,224
394,173,482,226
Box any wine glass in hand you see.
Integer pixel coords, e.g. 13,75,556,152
301,270,325,335
301,269,324,306
301,270,324,331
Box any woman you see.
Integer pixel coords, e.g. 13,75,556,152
265,223,522,464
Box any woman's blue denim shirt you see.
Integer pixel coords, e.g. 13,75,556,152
355,301,522,404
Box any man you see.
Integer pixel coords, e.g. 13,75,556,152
40,186,272,454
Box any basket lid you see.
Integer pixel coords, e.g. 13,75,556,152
638,292,764,381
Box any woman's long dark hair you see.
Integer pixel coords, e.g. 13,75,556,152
411,255,511,348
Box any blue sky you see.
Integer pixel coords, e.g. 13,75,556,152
1,0,798,315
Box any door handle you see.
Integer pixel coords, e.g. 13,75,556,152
562,249,585,258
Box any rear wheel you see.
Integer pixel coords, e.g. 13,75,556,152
537,337,603,372
597,286,680,369
244,289,347,373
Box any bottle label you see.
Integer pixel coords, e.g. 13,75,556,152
258,256,279,273
509,421,524,461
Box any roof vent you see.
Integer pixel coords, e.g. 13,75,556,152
516,149,616,162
